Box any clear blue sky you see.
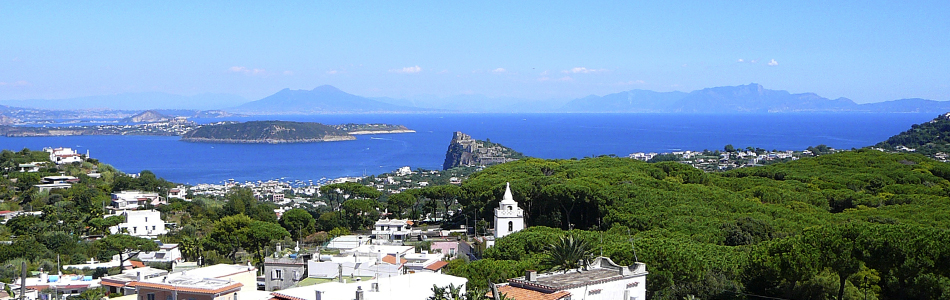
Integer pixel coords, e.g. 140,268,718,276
1,1,948,103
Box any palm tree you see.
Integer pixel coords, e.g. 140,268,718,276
78,287,106,300
179,236,203,262
544,234,592,272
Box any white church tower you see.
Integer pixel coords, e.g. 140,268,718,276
494,182,525,239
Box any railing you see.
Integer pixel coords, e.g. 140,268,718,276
494,209,523,217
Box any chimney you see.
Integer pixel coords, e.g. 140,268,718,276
136,271,143,281
355,286,364,300
314,291,322,300
338,264,343,283
525,270,537,282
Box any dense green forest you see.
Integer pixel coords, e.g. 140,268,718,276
444,151,950,300
876,113,950,155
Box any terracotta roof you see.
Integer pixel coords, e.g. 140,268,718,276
487,285,570,300
425,261,449,271
130,261,145,268
382,254,407,265
100,280,127,288
60,284,90,289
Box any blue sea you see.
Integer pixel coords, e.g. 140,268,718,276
0,113,935,184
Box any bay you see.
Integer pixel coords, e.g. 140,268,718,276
0,113,935,184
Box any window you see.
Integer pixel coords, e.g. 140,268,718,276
272,269,283,280
133,227,137,234
145,217,148,222
508,206,512,210
166,295,173,300
508,221,513,232
147,294,155,300
152,226,156,230
233,293,238,300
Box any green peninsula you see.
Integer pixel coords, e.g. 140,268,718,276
181,120,356,143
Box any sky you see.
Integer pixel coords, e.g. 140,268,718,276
1,1,948,104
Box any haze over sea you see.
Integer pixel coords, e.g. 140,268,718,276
0,113,934,184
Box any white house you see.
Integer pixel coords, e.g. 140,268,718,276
491,257,648,300
44,147,85,165
372,219,412,242
395,166,412,176
109,210,167,237
494,182,524,239
111,190,164,210
18,163,42,172
168,187,186,199
137,243,182,263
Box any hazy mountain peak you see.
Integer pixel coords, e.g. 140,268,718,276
312,85,343,93
230,86,425,114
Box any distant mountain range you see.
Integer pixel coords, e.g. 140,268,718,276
560,83,950,113
0,92,248,110
229,85,430,114
2,83,948,114
372,94,569,113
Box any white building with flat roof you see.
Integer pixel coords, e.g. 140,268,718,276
138,243,182,263
112,190,165,210
134,264,258,300
491,257,647,300
109,210,167,237
272,272,467,300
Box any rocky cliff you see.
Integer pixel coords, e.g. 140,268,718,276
442,131,525,170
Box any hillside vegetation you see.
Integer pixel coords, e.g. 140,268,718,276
447,150,950,300
876,113,950,155
181,121,354,143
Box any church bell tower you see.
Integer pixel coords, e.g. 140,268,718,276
494,182,525,239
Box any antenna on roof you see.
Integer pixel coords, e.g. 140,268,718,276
628,229,639,262
600,231,603,257
488,279,501,300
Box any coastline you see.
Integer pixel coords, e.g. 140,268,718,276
180,135,356,144
346,129,416,135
